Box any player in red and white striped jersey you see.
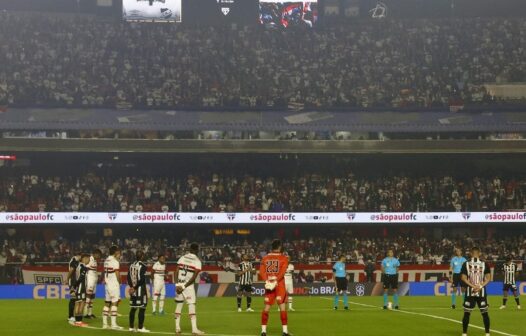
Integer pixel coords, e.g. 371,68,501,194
174,243,204,335
151,255,167,315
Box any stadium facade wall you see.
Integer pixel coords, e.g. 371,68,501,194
1,282,525,299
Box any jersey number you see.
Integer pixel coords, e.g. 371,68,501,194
266,260,279,273
179,266,189,278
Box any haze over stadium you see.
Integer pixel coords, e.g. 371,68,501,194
0,0,526,336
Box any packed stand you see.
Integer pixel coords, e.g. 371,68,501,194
1,172,525,212
1,12,526,110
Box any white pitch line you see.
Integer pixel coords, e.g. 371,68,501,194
82,325,257,336
320,297,519,336
394,309,518,336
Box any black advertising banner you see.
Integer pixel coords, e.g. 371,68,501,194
195,282,408,297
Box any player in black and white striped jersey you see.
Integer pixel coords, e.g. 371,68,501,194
460,247,491,336
127,250,149,333
237,255,256,312
71,254,91,327
499,256,521,310
67,252,81,323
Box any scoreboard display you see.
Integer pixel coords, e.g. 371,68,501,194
121,0,317,27
123,0,182,22
259,0,318,28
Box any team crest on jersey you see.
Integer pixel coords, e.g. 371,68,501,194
108,213,118,221
227,213,236,221
221,7,230,15
347,213,356,221
462,212,471,220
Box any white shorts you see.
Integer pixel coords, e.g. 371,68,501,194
153,280,166,298
285,281,294,295
105,284,120,303
175,284,196,305
86,274,98,294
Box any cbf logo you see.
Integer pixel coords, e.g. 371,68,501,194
462,213,471,220
355,284,365,297
227,213,236,221
347,213,356,221
108,213,117,221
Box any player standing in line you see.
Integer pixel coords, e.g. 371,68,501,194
151,254,167,315
333,255,349,310
260,239,290,336
67,252,81,323
72,254,91,327
128,250,150,333
381,249,400,310
237,254,256,312
174,242,205,335
284,262,295,311
103,245,124,330
450,248,467,309
461,246,491,336
499,256,521,310
84,249,102,319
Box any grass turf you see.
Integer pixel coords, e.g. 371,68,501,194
0,296,524,336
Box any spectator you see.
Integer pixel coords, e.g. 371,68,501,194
306,272,314,283
297,270,307,283
1,171,525,213
0,251,6,280
364,260,376,282
0,12,525,110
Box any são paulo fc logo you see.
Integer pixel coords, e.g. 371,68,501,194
462,212,471,220
347,213,356,221
355,284,365,296
227,213,236,221
108,213,117,221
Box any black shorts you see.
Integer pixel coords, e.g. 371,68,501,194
238,284,253,293
503,283,517,292
75,284,86,302
463,296,489,312
383,274,398,290
335,277,348,292
452,273,466,288
130,287,148,308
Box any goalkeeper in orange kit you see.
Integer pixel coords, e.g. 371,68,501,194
259,239,290,336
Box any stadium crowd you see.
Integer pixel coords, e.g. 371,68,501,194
1,172,525,212
1,12,526,110
1,230,525,283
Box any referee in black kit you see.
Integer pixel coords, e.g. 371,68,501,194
237,255,256,312
460,246,491,336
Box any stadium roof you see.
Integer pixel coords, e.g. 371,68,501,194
2,108,526,132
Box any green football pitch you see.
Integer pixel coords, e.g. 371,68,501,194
0,296,524,336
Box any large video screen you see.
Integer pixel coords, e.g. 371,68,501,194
123,0,182,22
259,0,318,28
